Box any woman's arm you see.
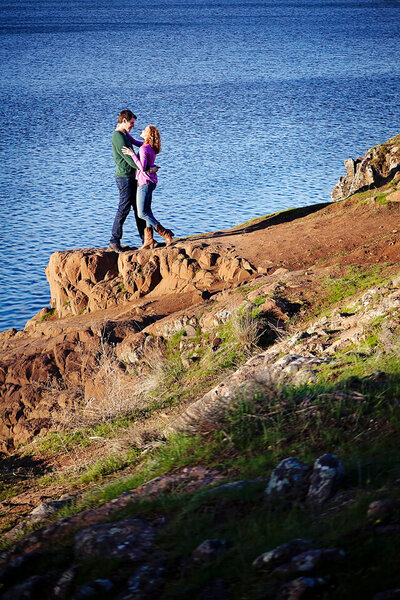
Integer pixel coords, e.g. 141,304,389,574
122,145,159,174
125,130,143,148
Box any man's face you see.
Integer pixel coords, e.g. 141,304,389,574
124,118,136,132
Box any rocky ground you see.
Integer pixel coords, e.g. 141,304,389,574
1,134,400,599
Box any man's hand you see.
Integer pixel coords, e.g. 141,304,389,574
149,165,160,174
121,146,133,156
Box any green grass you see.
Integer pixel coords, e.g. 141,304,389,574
42,342,400,520
321,265,388,308
39,308,56,321
375,191,391,205
79,450,140,484
252,295,267,306
33,416,141,455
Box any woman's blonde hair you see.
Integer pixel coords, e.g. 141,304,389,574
143,125,161,154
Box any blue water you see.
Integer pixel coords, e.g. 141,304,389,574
1,0,400,332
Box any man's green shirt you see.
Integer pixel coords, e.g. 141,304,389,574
112,130,138,178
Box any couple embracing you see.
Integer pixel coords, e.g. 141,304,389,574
109,109,174,252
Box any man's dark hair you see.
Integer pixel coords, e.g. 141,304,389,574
118,109,137,123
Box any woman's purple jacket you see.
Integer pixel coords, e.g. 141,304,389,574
125,132,158,186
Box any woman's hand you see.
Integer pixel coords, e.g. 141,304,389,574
121,146,133,156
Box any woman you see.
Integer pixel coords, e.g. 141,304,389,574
122,125,174,249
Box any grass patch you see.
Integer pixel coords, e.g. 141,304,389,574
321,265,388,308
39,308,56,321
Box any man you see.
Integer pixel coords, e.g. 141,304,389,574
109,109,157,251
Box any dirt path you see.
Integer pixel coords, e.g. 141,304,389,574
191,197,400,271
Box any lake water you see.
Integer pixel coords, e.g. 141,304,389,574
1,0,400,332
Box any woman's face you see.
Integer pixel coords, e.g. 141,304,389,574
141,126,149,140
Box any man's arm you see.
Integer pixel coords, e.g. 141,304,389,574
122,146,146,172
122,145,160,174
112,131,138,169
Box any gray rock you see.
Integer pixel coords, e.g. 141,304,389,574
53,567,77,599
331,155,376,202
117,564,166,599
306,454,344,506
271,354,329,383
29,499,70,522
74,518,155,562
184,324,198,338
331,136,400,202
277,576,326,599
273,548,345,576
265,458,312,502
0,551,44,587
215,309,232,323
204,478,263,494
192,539,228,563
274,354,303,368
252,539,314,570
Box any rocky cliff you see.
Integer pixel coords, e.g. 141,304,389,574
331,132,400,201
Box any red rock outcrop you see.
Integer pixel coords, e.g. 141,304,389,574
45,242,256,319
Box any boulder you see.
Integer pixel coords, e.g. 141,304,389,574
117,564,166,600
306,454,344,506
72,579,114,599
273,547,345,576
252,539,314,570
265,458,312,502
29,499,71,523
276,576,326,599
45,244,257,317
74,518,155,563
0,574,49,600
367,499,398,524
372,589,400,600
52,567,76,599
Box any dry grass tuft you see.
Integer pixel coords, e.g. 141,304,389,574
81,339,143,425
230,309,262,355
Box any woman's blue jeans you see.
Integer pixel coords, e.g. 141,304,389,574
136,182,159,230
110,176,146,245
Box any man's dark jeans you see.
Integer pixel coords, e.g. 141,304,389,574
110,176,146,245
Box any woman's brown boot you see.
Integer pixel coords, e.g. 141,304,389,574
140,227,154,249
156,223,174,245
